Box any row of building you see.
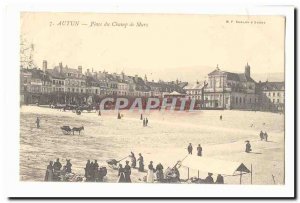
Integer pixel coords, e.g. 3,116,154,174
20,61,284,112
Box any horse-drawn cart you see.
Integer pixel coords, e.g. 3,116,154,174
60,126,72,135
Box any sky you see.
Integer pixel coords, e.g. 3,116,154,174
21,12,285,82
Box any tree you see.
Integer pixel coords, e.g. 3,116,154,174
20,36,36,69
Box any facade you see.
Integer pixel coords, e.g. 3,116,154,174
204,64,259,110
258,81,285,112
20,60,284,113
184,81,207,101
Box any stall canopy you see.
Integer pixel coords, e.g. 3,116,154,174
180,155,250,176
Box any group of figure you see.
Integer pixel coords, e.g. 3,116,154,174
187,143,203,156
84,160,107,182
259,130,269,141
202,173,224,184
146,161,168,183
140,114,149,127
45,158,72,181
129,152,144,172
117,160,132,183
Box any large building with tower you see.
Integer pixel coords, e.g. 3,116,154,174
203,63,259,110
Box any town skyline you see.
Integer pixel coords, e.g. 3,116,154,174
21,12,285,82
27,59,284,83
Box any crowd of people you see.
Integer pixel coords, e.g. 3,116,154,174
44,158,72,181
116,152,180,183
84,160,107,182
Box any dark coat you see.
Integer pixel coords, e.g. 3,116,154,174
205,175,214,184
124,164,131,182
44,164,53,181
53,161,62,171
118,167,126,183
216,175,224,184
197,146,202,156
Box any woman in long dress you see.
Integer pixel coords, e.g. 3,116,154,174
117,164,126,183
147,161,155,183
130,152,136,168
44,161,53,181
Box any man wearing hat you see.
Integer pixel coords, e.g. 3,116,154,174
205,172,214,184
124,160,132,182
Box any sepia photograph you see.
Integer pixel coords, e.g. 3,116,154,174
3,3,295,198
19,12,286,185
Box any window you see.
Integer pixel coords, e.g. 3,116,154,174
250,98,252,103
239,97,242,103
273,93,275,96
277,92,280,96
273,99,275,103
268,92,271,96
277,99,280,103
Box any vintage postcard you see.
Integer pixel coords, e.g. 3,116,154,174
6,5,294,198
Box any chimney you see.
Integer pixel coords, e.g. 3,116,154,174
42,60,47,72
59,62,63,73
135,74,138,81
78,66,82,74
245,62,250,78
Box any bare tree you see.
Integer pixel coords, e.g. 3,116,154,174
20,36,36,69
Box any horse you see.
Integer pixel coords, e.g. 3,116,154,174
72,126,84,135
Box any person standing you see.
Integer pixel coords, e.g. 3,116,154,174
36,117,40,128
215,174,224,184
85,160,91,179
98,110,101,116
140,114,143,120
264,131,268,142
146,118,148,126
155,163,164,182
94,160,99,170
205,173,214,184
65,159,72,173
147,161,155,183
143,118,146,127
90,161,95,181
187,143,193,155
220,115,222,120
197,144,202,156
245,141,252,153
130,152,136,168
53,158,62,171
259,130,264,141
124,161,132,183
137,153,144,172
117,164,126,183
44,161,54,181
